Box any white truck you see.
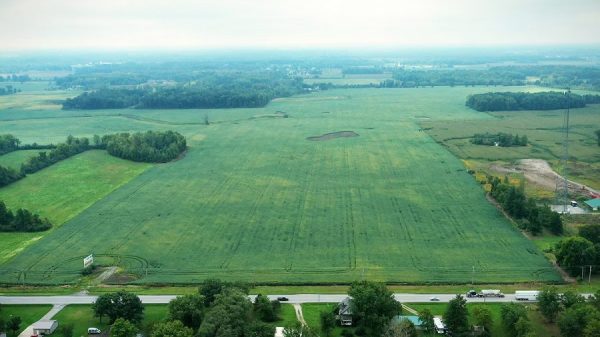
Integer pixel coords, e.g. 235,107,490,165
480,289,505,298
515,290,540,301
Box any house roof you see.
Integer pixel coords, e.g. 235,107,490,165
338,297,352,315
393,315,422,326
33,320,57,329
585,198,600,208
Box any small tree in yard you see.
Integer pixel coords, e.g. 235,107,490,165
348,281,402,337
443,295,469,335
152,320,194,337
472,306,493,336
92,291,144,324
60,323,74,337
418,309,435,335
7,316,21,337
320,311,336,337
538,286,561,322
111,318,138,337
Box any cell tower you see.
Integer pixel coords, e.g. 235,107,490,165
556,88,571,213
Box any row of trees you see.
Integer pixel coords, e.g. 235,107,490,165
0,201,51,232
62,73,304,109
20,136,91,174
488,176,563,235
0,74,30,82
92,280,285,337
466,91,600,112
471,133,528,147
385,69,526,88
0,134,20,155
101,131,187,163
538,287,600,337
553,224,600,276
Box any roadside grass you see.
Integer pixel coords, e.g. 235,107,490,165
276,304,298,328
0,150,151,265
0,304,52,336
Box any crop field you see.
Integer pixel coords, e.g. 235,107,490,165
0,87,561,284
0,150,151,264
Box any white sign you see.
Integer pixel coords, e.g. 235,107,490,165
83,254,94,268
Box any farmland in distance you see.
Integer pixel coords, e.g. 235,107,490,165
0,87,560,284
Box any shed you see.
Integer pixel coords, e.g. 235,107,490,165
584,198,600,211
392,315,423,328
32,320,58,335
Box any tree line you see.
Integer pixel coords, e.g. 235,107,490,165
471,132,528,147
0,200,51,232
552,224,600,277
0,74,30,82
466,91,600,112
0,134,20,155
538,287,600,337
62,73,304,109
21,135,91,174
487,176,562,235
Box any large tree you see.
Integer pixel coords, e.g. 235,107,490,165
92,291,144,323
348,281,402,337
320,311,336,337
443,295,469,334
559,304,600,337
538,286,561,322
168,294,205,330
198,288,253,337
418,308,435,335
555,237,597,275
253,294,279,322
472,306,493,335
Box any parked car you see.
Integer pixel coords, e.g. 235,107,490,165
88,328,102,334
277,296,289,301
430,296,440,302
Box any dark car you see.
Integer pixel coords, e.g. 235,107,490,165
277,296,289,301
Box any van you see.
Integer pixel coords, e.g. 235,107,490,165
88,328,101,334
570,201,578,207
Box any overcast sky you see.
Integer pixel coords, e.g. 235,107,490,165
1,0,599,51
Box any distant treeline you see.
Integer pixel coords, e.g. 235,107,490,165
471,133,528,147
488,176,562,235
383,68,524,87
0,74,31,82
102,131,186,163
0,85,19,96
0,201,52,232
63,74,303,109
342,67,383,75
466,92,600,112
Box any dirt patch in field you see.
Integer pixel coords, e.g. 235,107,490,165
105,272,139,284
489,159,600,198
306,131,359,141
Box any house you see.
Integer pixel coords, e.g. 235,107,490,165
32,320,58,335
584,198,600,211
274,327,285,337
337,297,353,326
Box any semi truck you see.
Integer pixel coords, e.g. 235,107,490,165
515,290,540,301
466,289,505,298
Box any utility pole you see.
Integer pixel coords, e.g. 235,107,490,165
472,266,475,285
589,265,593,285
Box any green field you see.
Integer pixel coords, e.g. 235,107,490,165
0,87,562,284
0,150,151,264
0,150,40,170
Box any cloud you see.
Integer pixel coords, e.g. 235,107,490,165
1,0,599,50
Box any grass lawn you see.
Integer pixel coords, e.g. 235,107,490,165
0,305,52,336
302,303,348,337
51,304,168,337
276,304,298,328
0,150,151,266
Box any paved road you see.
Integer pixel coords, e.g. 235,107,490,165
1,293,592,305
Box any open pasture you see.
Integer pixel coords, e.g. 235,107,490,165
0,87,560,284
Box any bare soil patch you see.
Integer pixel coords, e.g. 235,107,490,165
306,131,359,141
489,159,600,198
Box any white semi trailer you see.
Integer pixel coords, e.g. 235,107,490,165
515,290,540,301
480,289,504,297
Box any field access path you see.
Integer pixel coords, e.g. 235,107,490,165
1,293,593,305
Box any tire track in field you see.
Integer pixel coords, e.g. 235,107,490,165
342,146,357,271
219,174,274,269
